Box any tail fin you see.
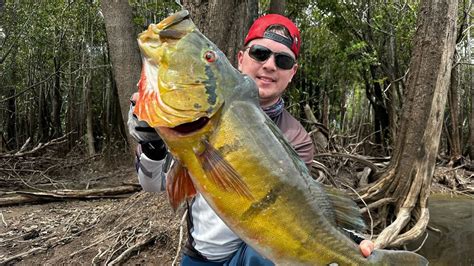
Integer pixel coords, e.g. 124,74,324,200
368,249,429,265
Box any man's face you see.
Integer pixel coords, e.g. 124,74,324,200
238,38,298,108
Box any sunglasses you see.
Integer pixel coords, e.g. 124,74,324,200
246,44,296,70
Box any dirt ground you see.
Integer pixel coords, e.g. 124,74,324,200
0,152,186,265
1,154,472,265
1,190,183,265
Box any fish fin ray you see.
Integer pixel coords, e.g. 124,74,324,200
199,140,254,200
166,161,197,211
324,186,366,231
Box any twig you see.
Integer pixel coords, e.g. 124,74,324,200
410,232,429,253
0,185,141,207
70,231,120,257
92,248,107,265
0,247,47,265
70,196,142,258
172,209,188,266
359,198,396,214
315,152,381,175
0,134,69,158
107,233,157,265
0,211,7,227
63,210,82,237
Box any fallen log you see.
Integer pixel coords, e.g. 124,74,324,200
0,184,141,207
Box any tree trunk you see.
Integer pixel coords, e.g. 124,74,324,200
182,0,258,66
469,71,474,159
51,55,63,139
83,63,95,156
447,60,462,162
101,1,142,150
322,91,329,129
268,0,286,15
361,0,457,248
38,85,50,143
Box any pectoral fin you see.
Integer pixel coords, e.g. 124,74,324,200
166,161,197,211
198,140,253,200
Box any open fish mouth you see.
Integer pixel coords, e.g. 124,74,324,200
170,116,210,134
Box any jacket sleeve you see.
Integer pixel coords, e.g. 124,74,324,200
135,145,170,192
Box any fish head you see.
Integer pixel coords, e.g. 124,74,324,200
134,10,240,134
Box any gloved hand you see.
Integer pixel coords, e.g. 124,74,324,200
128,93,167,160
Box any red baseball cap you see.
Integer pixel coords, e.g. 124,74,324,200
244,14,301,58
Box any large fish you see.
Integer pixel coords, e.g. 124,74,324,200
134,10,428,266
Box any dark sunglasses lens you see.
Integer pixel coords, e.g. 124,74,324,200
249,45,272,62
275,54,295,70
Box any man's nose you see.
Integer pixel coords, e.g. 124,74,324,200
262,55,277,71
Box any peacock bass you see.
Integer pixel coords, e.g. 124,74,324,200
133,10,428,266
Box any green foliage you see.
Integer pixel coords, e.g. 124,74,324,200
0,0,182,151
284,1,419,144
129,0,180,31
1,0,470,156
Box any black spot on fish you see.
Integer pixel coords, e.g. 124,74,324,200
194,103,202,109
206,107,213,114
241,185,283,220
217,140,242,155
204,65,217,105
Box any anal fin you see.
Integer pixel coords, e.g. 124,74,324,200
166,161,197,211
198,140,253,200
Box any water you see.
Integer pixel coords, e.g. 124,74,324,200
408,193,473,266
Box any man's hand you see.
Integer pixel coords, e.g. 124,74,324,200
359,240,375,257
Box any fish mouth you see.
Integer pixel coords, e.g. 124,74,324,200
169,116,210,134
157,10,190,37
137,10,194,59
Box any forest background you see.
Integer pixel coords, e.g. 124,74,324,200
2,0,473,162
0,0,473,265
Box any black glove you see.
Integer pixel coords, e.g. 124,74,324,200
127,95,167,160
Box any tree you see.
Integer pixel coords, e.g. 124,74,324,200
182,0,258,66
268,0,286,15
360,0,458,248
101,0,142,149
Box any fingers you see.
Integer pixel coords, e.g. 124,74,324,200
359,240,375,258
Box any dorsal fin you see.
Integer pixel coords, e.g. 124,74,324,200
323,185,366,231
166,161,197,211
198,140,254,200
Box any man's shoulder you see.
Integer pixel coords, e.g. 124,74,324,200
279,109,315,167
280,109,309,137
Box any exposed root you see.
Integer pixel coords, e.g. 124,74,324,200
374,207,412,249
390,207,429,247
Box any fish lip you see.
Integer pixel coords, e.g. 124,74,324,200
158,10,190,30
163,116,210,136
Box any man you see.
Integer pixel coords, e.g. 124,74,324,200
128,13,373,265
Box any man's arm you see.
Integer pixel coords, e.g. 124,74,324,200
135,144,169,192
128,93,169,192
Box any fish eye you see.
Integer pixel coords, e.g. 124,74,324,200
204,51,216,63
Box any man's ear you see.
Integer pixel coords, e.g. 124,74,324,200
237,51,244,71
290,63,298,81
